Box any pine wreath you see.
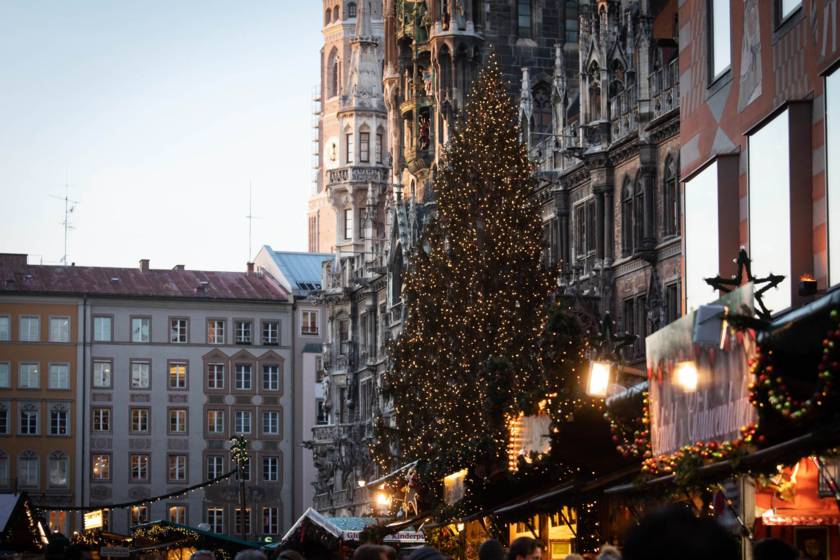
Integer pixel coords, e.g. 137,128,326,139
749,308,840,421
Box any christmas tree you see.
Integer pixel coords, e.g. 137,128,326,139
380,53,554,481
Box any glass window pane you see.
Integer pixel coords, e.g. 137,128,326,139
781,0,801,19
749,110,791,312
685,162,720,310
826,70,840,286
712,0,731,78
0,317,9,340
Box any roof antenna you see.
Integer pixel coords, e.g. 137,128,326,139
50,181,79,266
246,181,262,262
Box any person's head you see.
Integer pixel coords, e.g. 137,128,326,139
189,552,215,560
235,550,268,560
753,538,798,560
278,550,306,560
479,539,506,560
507,537,543,560
407,546,446,560
596,545,621,560
354,545,391,560
622,506,739,560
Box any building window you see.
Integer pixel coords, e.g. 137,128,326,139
345,207,354,240
92,454,110,481
49,317,70,342
93,360,112,388
130,408,149,433
18,363,40,389
263,507,279,534
93,316,112,342
208,363,225,390
778,0,801,22
207,508,224,533
262,321,279,345
325,8,331,25
207,410,225,434
18,452,39,487
168,505,187,525
130,454,150,481
0,363,7,388
92,408,110,432
19,405,39,435
131,317,150,343
633,179,645,250
517,0,532,38
621,178,633,255
328,49,339,98
0,316,9,340
19,316,39,342
664,155,680,237
586,199,597,254
684,161,720,310
574,205,585,258
749,109,791,313
170,318,188,343
49,405,69,435
346,132,354,164
0,453,8,487
565,0,579,42
207,456,225,479
301,310,319,336
262,411,280,435
360,132,370,162
665,283,680,325
235,411,252,435
168,455,187,482
235,320,252,344
316,399,329,425
168,362,187,389
0,405,8,434
263,456,279,481
48,511,66,533
130,361,150,390
235,364,252,390
48,452,69,487
130,506,148,527
235,508,252,536
169,409,188,434
826,69,840,286
49,363,69,390
376,133,384,164
709,0,731,81
207,319,225,344
263,365,280,391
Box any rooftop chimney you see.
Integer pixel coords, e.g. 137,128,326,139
139,259,150,272
247,262,255,274
173,264,185,271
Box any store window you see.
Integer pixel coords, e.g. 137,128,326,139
709,0,731,81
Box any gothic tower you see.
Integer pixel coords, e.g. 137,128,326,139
308,0,387,254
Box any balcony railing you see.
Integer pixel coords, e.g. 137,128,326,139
327,166,389,186
649,58,680,120
610,85,639,141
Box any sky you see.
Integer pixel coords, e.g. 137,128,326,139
0,1,322,271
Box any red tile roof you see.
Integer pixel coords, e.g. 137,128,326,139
0,255,289,302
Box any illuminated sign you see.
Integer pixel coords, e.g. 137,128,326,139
84,510,103,530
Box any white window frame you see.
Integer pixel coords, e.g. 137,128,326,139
207,410,225,434
0,316,9,341
170,318,188,344
131,454,149,481
49,405,69,436
262,411,280,435
19,406,39,435
18,363,40,389
131,317,151,343
709,0,732,81
92,408,111,432
92,454,110,481
208,363,225,390
207,507,224,533
301,310,319,336
235,410,252,435
48,453,69,488
168,362,187,390
48,363,70,390
262,320,279,345
130,408,149,433
93,316,112,342
207,456,224,480
0,405,9,435
235,320,252,344
263,506,279,535
92,360,112,388
131,361,151,390
168,455,187,482
0,363,8,389
19,316,40,342
48,316,70,342
263,364,280,391
235,364,252,390
168,409,188,434
18,453,39,487
684,161,721,310
207,319,225,344
262,456,279,482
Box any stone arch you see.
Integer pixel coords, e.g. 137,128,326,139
327,47,340,98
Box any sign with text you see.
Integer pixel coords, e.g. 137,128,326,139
646,284,758,456
84,510,103,530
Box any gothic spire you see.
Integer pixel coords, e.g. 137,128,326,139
353,0,374,44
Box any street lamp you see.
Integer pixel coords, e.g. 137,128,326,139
587,360,611,397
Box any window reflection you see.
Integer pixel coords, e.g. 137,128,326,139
826,71,840,286
749,109,791,313
685,161,720,310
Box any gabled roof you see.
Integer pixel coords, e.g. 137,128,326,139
262,247,332,295
0,494,19,533
0,254,290,302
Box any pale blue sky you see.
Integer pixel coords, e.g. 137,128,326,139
0,1,321,271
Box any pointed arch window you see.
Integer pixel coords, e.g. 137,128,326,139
621,178,633,256
532,82,552,135
325,9,331,25
633,176,645,250
664,155,679,237
333,6,340,21
328,49,340,98
588,62,602,121
348,2,357,18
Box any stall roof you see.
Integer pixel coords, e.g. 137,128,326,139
279,509,425,547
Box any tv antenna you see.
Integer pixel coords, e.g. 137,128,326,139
50,183,79,266
246,181,262,262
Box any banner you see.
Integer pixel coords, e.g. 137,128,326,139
646,284,758,456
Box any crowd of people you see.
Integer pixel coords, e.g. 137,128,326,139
186,506,805,560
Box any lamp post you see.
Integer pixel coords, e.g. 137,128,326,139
230,435,249,541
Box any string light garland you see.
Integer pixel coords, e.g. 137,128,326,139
603,391,651,460
749,308,840,421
